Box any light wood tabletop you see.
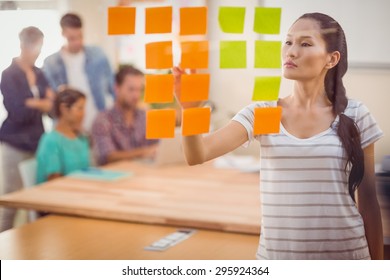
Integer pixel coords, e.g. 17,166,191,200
0,161,261,234
0,215,259,260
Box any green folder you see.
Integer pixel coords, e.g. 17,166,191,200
68,168,132,181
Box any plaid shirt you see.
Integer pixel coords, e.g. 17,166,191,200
91,106,157,165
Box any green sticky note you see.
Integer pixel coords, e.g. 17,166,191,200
218,7,246,33
254,7,281,34
220,41,247,69
255,41,281,68
252,76,281,101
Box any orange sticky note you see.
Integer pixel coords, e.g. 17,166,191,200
145,41,173,69
182,107,211,136
108,7,136,35
144,75,174,103
180,7,207,35
145,6,172,34
181,41,208,69
253,107,282,134
146,109,176,139
180,74,210,102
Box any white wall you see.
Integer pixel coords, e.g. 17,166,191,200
263,0,390,67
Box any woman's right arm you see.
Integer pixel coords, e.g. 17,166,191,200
173,67,248,165
182,122,249,165
36,134,63,183
0,72,38,124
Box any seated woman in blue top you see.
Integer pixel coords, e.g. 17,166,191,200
36,88,90,183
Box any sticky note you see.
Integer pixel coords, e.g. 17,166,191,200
182,107,211,136
145,6,172,34
145,41,173,69
144,75,174,103
255,41,281,68
253,107,282,134
252,76,281,101
181,41,208,69
146,109,176,139
181,74,210,102
254,7,281,34
218,7,246,33
180,7,207,35
220,41,246,69
107,7,136,35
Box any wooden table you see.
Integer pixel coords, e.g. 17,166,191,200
0,215,259,260
0,161,261,234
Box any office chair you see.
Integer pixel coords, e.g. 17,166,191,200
18,157,39,222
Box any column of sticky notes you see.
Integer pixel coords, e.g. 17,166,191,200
179,7,211,137
143,6,175,139
218,6,283,134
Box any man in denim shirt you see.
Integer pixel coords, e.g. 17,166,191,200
43,13,115,132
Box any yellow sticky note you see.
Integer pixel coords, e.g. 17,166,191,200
255,41,281,69
181,41,209,69
218,7,246,34
180,7,207,35
107,7,136,35
144,75,174,103
146,109,176,139
252,76,281,101
181,74,210,102
145,41,173,69
220,41,246,69
253,107,282,134
145,6,172,34
254,7,282,34
182,107,211,136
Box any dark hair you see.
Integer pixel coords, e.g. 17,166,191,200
298,13,364,201
115,65,144,86
60,13,82,29
19,26,44,46
54,88,86,118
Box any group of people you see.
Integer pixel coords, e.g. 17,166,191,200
0,13,157,232
0,10,385,259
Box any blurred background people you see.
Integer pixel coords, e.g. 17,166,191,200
36,88,90,183
43,13,115,133
91,65,158,166
0,26,54,232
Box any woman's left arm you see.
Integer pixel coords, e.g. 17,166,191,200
358,143,384,259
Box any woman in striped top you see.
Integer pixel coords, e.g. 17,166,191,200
173,13,383,259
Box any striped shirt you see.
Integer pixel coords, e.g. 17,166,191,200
233,99,383,259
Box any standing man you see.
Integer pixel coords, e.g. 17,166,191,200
43,13,115,132
91,65,158,165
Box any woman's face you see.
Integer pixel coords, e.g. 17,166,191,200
282,18,332,81
60,98,85,132
21,38,43,65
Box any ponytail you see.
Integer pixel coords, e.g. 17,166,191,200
300,13,364,201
